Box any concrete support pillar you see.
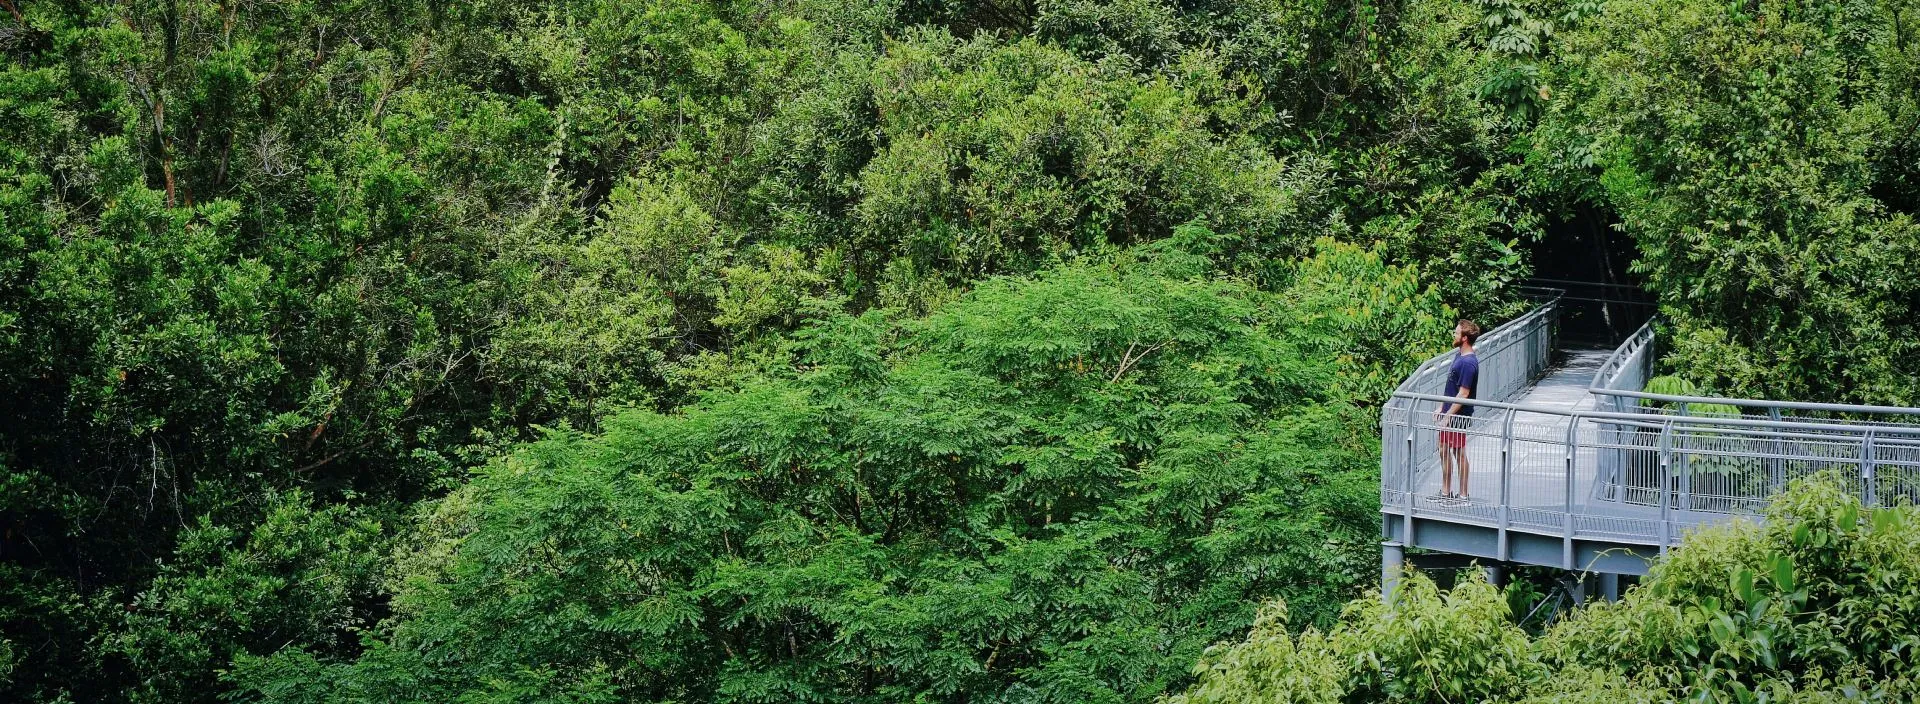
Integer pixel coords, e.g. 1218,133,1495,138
1483,564,1505,589
1382,542,1405,604
1600,573,1621,603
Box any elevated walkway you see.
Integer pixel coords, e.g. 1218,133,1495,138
1380,298,1920,591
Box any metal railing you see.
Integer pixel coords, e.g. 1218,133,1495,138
1592,321,1920,422
1588,320,1920,517
1383,307,1920,562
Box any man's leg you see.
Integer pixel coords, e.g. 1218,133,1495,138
1438,436,1454,497
1455,444,1471,499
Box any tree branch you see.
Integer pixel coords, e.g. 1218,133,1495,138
1109,340,1171,383
291,439,377,474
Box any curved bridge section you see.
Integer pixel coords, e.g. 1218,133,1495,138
1380,298,1920,590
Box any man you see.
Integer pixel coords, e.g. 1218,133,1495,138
1435,319,1481,501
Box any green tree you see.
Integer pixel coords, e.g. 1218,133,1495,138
1537,0,1920,404
100,492,389,704
229,235,1448,703
1032,0,1544,315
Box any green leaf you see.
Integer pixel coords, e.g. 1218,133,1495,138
1769,555,1795,594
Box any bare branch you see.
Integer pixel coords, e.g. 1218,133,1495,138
1109,340,1171,383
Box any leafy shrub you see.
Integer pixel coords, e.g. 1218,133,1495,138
1170,477,1920,702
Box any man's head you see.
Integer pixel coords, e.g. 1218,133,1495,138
1454,319,1482,348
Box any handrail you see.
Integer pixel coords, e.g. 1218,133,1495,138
1589,320,1650,396
1390,289,1566,422
1392,392,1920,436
1389,289,1562,399
1603,388,1920,418
1589,320,1920,418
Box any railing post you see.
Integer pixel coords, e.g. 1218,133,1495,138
1862,429,1877,507
1676,405,1692,512
1548,300,1559,365
1403,400,1417,544
1563,414,1578,570
1499,410,1515,561
1767,407,1784,494
1658,421,1674,553
1597,404,1620,503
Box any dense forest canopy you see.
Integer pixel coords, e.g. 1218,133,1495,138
1,0,1917,701
224,238,1437,702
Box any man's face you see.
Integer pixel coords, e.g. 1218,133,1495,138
1453,325,1466,347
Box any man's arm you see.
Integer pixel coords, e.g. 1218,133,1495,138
1445,385,1472,416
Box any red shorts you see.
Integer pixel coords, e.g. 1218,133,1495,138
1439,415,1469,448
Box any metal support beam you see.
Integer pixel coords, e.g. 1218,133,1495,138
1382,542,1405,604
1600,573,1620,602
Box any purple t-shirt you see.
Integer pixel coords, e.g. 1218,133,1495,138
1444,353,1480,416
